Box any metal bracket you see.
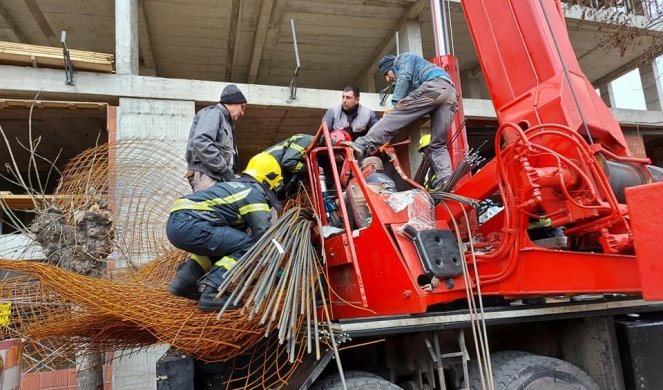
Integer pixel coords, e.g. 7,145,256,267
379,82,394,106
289,19,301,100
60,31,74,86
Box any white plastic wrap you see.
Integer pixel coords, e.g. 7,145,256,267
386,190,435,233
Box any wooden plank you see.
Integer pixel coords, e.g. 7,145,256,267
0,98,107,110
0,41,113,73
0,193,54,210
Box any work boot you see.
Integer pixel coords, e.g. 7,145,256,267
168,258,205,300
198,286,242,312
339,141,365,159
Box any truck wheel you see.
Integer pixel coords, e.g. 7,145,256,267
468,351,599,390
311,370,403,390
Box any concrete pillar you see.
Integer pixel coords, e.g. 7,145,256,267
114,97,194,266
397,19,423,56
115,0,139,75
396,19,424,173
365,71,376,93
111,98,193,390
639,60,663,111
598,83,615,108
461,68,489,99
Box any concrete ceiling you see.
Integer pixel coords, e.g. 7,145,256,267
0,101,107,192
0,0,660,93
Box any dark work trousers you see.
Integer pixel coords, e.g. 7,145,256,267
356,77,458,181
166,211,254,287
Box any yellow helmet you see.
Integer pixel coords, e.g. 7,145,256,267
243,152,283,190
418,134,431,153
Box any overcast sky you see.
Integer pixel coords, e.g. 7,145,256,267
609,57,663,110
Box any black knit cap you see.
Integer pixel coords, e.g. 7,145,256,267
219,84,247,104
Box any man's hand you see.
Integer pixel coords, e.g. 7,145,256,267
383,106,395,116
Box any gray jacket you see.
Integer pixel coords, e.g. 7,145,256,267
322,104,378,138
185,104,237,181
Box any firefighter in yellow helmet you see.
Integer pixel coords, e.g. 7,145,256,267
166,153,283,311
417,133,438,191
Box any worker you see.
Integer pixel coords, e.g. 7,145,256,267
264,133,315,198
362,156,397,193
185,84,248,192
322,85,379,140
166,153,282,312
417,134,437,190
343,53,458,190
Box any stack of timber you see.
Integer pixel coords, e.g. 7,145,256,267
0,41,113,73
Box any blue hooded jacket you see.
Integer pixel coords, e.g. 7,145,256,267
390,53,450,105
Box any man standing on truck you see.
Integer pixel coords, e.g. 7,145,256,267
264,133,314,198
344,53,458,190
185,84,248,192
166,153,283,312
322,85,379,140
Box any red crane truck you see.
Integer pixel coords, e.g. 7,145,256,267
297,0,663,389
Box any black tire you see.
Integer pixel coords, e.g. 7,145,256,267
311,370,403,390
468,351,599,390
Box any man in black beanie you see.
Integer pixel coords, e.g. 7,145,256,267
343,53,458,191
185,84,248,191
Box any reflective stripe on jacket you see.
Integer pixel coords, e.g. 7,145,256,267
265,134,314,174
170,179,272,240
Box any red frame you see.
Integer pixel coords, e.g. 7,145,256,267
305,0,663,320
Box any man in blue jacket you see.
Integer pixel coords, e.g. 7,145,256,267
345,53,458,189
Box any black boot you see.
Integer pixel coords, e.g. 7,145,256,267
198,286,241,312
169,258,205,300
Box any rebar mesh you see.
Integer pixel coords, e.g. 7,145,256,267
0,139,332,388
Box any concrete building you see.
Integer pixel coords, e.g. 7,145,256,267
1,0,663,389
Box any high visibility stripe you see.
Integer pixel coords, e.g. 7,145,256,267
265,144,285,154
293,161,304,172
191,254,212,272
203,189,251,207
171,199,213,212
289,142,306,154
215,256,237,270
239,203,270,215
170,189,251,212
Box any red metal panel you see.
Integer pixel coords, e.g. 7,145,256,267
625,182,663,300
459,0,628,156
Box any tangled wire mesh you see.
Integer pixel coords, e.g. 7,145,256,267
0,139,333,388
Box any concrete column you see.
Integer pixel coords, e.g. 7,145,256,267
639,60,663,111
461,68,489,99
598,83,615,108
396,19,424,173
111,98,193,390
365,71,376,93
115,0,139,75
397,19,423,56
114,97,194,266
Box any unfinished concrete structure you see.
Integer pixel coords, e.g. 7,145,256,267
1,0,663,388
